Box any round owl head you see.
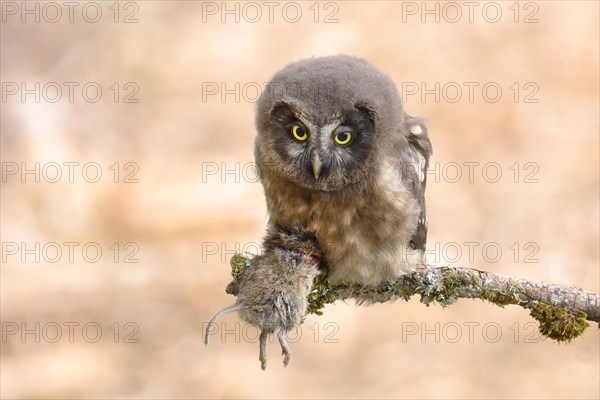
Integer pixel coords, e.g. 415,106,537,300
255,55,406,192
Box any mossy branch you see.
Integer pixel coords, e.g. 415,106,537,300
228,253,599,343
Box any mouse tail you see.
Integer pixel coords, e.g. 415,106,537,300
204,303,241,346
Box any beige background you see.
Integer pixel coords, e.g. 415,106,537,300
1,1,598,399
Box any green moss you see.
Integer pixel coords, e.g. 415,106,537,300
307,274,338,316
481,281,522,308
366,280,415,303
529,302,589,343
225,254,249,295
415,267,460,306
229,253,248,279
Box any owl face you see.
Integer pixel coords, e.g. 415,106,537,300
256,55,407,193
265,100,376,192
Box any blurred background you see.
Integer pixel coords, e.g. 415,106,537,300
1,1,598,398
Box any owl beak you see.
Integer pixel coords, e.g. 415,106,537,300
311,154,321,180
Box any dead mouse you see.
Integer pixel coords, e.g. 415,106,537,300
204,226,322,370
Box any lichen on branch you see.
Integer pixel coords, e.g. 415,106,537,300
227,253,598,343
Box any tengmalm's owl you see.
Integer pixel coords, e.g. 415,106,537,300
255,55,432,286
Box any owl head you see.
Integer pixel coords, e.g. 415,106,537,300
255,55,408,192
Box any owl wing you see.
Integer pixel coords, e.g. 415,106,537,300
402,116,433,252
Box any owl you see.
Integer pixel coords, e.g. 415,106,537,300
254,55,432,286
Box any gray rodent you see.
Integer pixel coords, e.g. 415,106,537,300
204,226,321,370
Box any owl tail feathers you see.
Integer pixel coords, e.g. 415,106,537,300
204,303,241,346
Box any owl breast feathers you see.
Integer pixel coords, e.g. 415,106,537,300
254,55,432,286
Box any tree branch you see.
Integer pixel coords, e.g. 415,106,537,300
229,254,599,343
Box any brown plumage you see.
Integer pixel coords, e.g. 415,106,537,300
255,55,432,286
205,56,433,369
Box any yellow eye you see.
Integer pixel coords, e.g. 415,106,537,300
334,131,352,145
291,125,308,141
